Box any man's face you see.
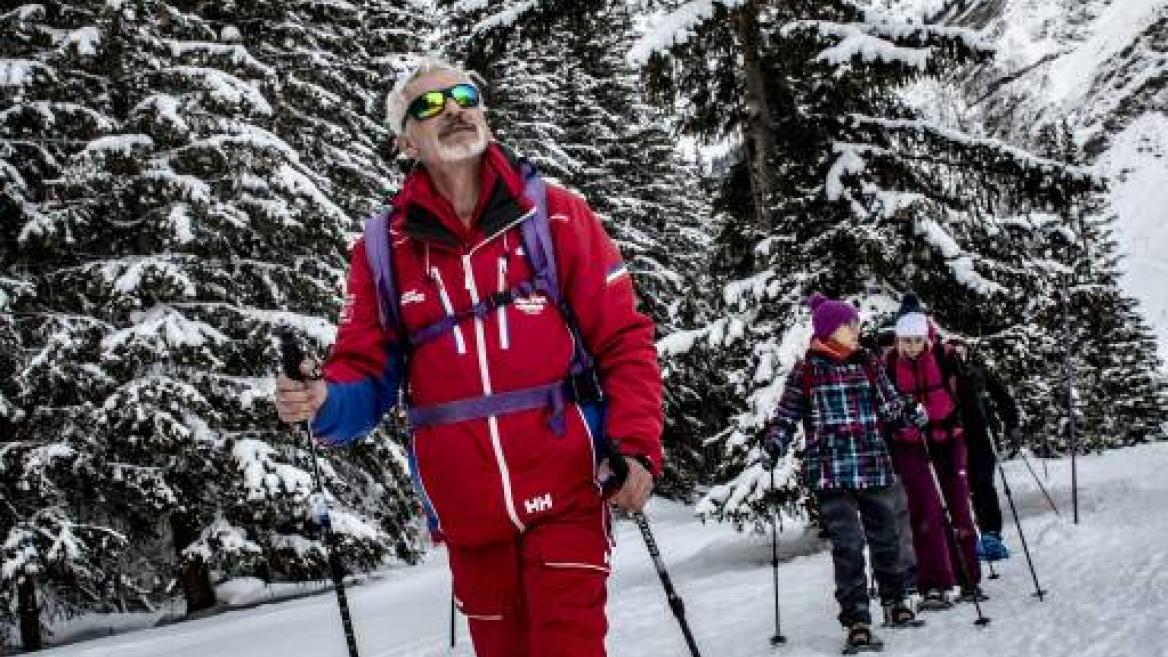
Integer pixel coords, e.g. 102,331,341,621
398,70,491,166
953,343,969,361
897,336,927,359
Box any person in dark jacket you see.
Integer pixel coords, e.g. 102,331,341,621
947,336,1022,562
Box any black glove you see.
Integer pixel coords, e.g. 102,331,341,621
759,422,792,470
904,402,929,430
1005,426,1023,450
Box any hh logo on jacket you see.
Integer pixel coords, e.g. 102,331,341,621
524,493,553,514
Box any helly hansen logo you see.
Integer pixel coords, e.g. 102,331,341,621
339,293,356,325
524,493,553,514
514,295,548,316
401,289,425,306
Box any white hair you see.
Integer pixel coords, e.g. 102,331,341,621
386,56,482,135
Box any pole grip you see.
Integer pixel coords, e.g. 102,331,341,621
278,327,305,381
602,447,630,495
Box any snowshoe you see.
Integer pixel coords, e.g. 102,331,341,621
882,601,925,628
842,622,884,654
916,589,952,611
956,586,990,603
977,532,1010,562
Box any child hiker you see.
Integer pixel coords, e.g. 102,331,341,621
884,293,983,610
761,293,926,653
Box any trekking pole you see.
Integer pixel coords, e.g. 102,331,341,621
868,561,879,600
918,437,991,627
608,455,704,657
982,406,1047,601
278,328,362,657
633,512,704,657
449,592,457,653
767,464,788,646
1019,451,1061,516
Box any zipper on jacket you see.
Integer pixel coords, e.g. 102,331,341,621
462,253,525,533
497,256,510,350
430,267,467,355
468,208,535,257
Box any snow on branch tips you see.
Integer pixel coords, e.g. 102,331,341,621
657,326,712,358
723,268,777,309
826,143,874,201
806,23,932,70
628,0,747,66
916,218,1004,295
847,114,1097,181
471,1,542,34
0,58,55,87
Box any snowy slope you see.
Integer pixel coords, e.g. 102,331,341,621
28,442,1168,657
954,0,1168,358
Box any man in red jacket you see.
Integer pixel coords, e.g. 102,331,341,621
275,57,663,657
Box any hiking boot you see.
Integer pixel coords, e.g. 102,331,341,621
882,600,925,628
977,532,1010,562
917,588,952,611
842,622,884,654
957,585,989,603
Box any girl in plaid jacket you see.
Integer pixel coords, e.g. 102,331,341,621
762,293,926,651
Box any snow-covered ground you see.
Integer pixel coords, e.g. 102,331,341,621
28,442,1168,657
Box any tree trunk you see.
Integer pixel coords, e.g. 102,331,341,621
18,573,42,651
170,513,216,615
735,0,776,229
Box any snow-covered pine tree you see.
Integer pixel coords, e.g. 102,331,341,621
635,0,1106,528
2,0,426,631
2,4,151,645
439,0,717,497
1024,123,1168,452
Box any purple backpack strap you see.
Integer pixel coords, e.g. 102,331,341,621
517,165,595,373
376,163,603,437
363,206,404,340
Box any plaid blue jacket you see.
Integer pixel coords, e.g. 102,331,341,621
767,348,907,490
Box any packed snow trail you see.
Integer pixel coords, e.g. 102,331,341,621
32,443,1168,657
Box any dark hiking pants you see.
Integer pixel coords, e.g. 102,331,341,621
967,427,1003,534
818,485,906,626
893,480,918,592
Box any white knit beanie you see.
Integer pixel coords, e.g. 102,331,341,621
895,312,929,338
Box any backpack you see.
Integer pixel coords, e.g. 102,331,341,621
361,161,604,435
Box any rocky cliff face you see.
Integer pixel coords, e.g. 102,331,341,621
948,0,1168,356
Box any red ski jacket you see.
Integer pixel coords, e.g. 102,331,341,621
313,143,664,546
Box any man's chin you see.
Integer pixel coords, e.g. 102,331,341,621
436,135,488,163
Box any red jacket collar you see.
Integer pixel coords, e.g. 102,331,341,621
392,143,533,249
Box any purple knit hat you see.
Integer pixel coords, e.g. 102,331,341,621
808,292,860,340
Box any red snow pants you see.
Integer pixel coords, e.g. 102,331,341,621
891,436,982,591
447,502,612,657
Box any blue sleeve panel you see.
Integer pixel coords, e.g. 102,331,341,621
311,347,405,445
